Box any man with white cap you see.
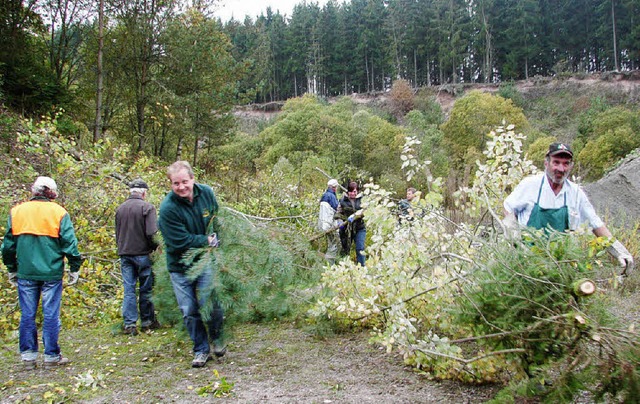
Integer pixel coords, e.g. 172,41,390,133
504,142,634,275
318,179,341,264
2,176,83,369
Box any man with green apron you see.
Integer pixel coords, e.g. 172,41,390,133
503,142,634,275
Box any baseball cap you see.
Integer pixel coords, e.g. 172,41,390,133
546,142,573,158
327,179,339,187
129,179,149,189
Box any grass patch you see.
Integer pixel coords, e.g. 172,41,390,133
1,325,228,402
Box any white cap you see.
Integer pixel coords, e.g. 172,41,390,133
327,179,339,188
32,176,58,194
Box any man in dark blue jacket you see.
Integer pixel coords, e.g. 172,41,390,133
158,161,224,368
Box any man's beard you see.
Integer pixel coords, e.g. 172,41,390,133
546,168,568,185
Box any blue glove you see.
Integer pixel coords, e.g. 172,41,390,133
347,216,355,223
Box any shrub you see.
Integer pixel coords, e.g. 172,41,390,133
527,135,557,170
577,125,639,181
497,82,524,107
388,79,414,118
413,90,443,125
441,91,530,171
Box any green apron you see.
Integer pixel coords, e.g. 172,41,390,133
526,177,569,232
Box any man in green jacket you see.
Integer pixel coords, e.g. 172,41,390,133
158,161,225,368
2,176,82,370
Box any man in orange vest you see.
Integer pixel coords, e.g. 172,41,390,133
2,176,83,369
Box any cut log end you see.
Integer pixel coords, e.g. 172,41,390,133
572,278,596,296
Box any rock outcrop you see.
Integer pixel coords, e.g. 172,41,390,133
583,152,640,227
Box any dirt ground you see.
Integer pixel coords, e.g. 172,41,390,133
1,322,500,403
209,324,499,403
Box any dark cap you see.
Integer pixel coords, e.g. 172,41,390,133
546,142,573,158
129,179,149,189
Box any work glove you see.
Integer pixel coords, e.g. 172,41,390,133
502,212,521,241
67,271,79,285
208,233,220,247
8,272,18,287
347,215,355,223
607,240,634,276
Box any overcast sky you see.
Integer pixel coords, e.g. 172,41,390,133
216,0,331,22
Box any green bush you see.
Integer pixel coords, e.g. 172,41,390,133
527,135,556,170
590,107,639,138
577,125,639,181
441,91,530,170
413,90,444,125
497,82,524,107
576,96,610,140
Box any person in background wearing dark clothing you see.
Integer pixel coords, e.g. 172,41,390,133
158,161,225,368
2,176,82,370
398,187,417,221
338,181,366,266
318,179,340,264
115,179,159,335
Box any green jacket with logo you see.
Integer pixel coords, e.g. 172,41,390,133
1,197,82,281
158,183,219,273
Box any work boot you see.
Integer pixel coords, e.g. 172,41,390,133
44,356,70,368
123,325,138,335
140,320,161,332
23,360,36,370
192,352,211,368
212,340,227,358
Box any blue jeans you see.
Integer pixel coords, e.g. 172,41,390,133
340,226,367,266
169,268,223,355
120,255,155,327
18,279,63,362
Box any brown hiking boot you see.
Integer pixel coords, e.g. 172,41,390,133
123,325,138,335
23,360,37,370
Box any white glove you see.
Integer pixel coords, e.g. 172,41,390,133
607,240,634,276
67,271,79,285
208,233,220,247
8,272,18,287
502,212,521,240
